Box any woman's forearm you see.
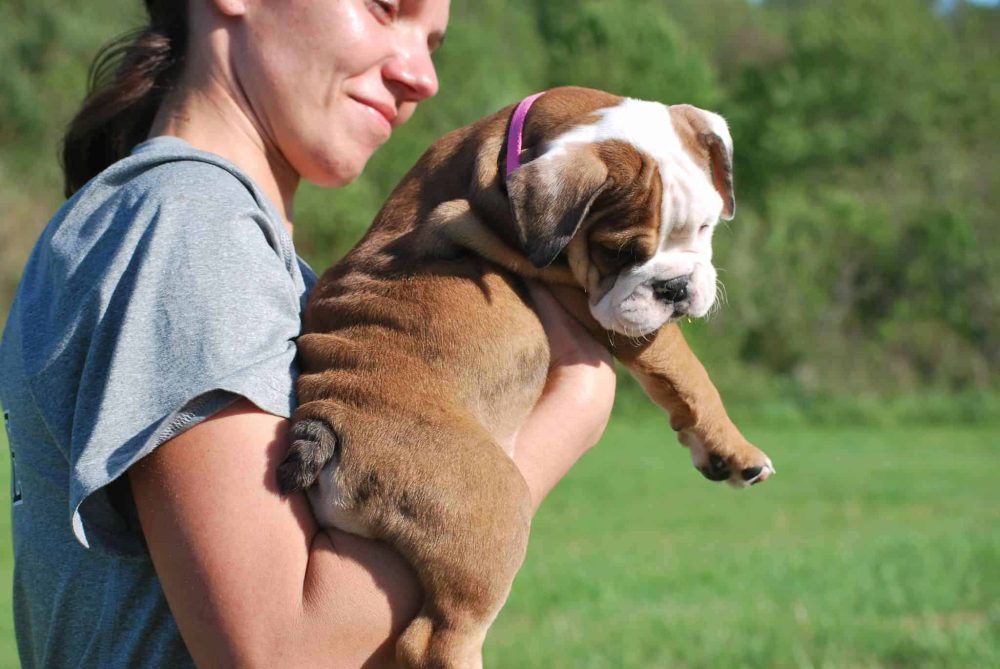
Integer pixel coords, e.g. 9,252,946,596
513,366,616,512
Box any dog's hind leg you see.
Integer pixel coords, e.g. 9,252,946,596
281,403,532,668
384,433,532,669
397,608,488,669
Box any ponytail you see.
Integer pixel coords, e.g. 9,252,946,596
61,1,187,197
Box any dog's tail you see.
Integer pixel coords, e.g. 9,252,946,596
277,418,338,494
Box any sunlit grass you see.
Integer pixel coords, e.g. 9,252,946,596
488,415,1000,668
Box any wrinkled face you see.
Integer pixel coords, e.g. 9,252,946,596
508,98,734,337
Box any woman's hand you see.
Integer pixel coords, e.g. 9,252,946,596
513,283,617,511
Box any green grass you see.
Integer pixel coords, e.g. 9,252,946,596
487,415,1000,668
1,415,998,668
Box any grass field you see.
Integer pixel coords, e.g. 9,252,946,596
2,413,998,668
487,415,1000,668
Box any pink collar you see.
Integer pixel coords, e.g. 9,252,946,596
505,91,546,177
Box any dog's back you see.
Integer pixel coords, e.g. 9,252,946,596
297,225,550,444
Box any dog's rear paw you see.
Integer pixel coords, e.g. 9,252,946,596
678,429,775,488
277,418,339,494
397,614,486,669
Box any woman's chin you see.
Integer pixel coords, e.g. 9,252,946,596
303,158,368,189
293,139,381,188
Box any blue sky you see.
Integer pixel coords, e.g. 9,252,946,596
939,0,1000,7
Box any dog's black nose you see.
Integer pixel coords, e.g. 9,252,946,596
651,275,689,303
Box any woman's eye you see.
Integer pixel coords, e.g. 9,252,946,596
368,0,398,21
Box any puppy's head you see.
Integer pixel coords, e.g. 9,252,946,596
506,93,734,336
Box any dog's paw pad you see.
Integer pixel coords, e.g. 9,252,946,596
699,454,731,481
681,429,775,489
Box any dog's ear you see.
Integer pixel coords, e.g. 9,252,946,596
506,145,610,268
669,104,736,221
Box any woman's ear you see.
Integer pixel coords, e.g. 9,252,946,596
506,145,610,268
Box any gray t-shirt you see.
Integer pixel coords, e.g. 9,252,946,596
0,136,317,668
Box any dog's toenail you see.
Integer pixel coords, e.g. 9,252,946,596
741,466,763,481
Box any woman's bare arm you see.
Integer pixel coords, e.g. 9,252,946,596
514,283,616,510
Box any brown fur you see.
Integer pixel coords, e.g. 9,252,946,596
280,87,770,668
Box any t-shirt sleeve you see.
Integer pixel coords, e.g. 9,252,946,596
68,169,305,556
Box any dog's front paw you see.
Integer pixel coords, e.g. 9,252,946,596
678,429,775,488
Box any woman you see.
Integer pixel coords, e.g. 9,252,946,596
0,0,616,667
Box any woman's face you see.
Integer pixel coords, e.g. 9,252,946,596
228,0,450,187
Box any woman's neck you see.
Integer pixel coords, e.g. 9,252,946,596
149,68,299,237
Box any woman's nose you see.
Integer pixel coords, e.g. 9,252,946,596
384,39,439,103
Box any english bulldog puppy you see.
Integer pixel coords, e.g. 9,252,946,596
279,87,774,669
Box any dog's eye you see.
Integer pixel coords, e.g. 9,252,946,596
592,244,623,267
593,241,640,272
597,246,621,263
698,224,712,234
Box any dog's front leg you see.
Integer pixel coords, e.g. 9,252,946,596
613,324,774,487
539,285,773,487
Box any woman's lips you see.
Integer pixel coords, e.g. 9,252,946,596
353,96,397,136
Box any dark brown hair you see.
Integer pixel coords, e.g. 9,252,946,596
61,0,188,197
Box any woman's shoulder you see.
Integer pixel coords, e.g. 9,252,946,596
101,136,271,219
45,137,291,270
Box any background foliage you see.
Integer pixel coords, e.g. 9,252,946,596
1,0,997,421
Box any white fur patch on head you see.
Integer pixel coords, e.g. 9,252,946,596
539,98,727,335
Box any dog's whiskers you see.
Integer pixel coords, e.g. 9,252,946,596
715,277,729,307
621,324,642,346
